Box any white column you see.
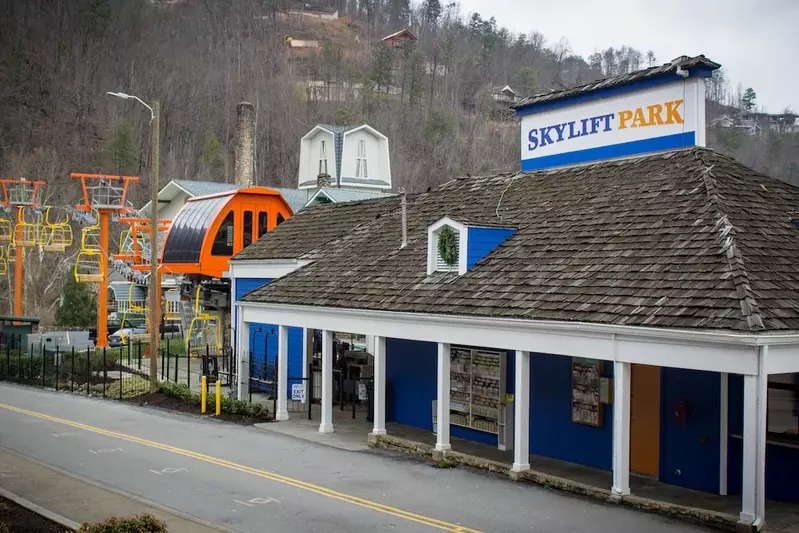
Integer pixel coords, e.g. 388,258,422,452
318,329,334,434
435,342,451,452
371,336,386,436
740,347,767,528
237,321,250,401
612,361,631,496
276,325,289,421
512,350,530,472
301,328,312,404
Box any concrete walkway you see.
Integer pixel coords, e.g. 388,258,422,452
256,405,799,532
0,447,224,533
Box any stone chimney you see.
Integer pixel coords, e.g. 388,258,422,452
316,172,331,188
234,102,255,186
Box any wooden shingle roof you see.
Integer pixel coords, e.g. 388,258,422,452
241,147,799,332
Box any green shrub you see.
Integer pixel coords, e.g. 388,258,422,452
157,381,267,418
77,513,167,532
0,352,43,381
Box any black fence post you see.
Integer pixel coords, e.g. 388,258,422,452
86,347,91,396
55,346,60,392
248,357,253,404
29,342,33,381
41,344,46,389
161,345,165,380
5,336,10,381
352,378,356,420
70,347,75,393
102,347,107,397
308,363,313,421
127,339,131,367
174,349,178,383
339,371,344,411
165,345,170,383
17,346,21,382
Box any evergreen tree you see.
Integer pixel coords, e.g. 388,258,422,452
371,43,394,92
198,133,226,180
422,0,442,28
106,120,136,175
55,275,97,328
514,66,538,97
407,49,426,108
742,87,757,112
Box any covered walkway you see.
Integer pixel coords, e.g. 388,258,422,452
254,407,799,532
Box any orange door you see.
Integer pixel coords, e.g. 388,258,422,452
630,364,661,477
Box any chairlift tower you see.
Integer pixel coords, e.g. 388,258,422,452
71,173,139,348
0,178,47,318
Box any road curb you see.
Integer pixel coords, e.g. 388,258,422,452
369,433,739,532
0,486,81,532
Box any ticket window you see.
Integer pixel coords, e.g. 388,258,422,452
258,211,269,239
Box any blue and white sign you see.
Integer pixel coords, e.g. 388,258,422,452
519,78,706,171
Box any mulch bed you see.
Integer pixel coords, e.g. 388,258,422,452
128,392,272,425
0,496,66,533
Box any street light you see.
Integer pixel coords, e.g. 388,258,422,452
106,92,155,122
108,90,161,392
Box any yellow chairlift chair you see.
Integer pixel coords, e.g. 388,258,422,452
13,208,40,248
185,286,222,356
0,217,12,243
0,246,7,275
74,251,104,283
39,207,73,252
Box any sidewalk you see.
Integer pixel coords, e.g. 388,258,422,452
0,448,224,533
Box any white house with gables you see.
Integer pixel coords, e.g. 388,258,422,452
298,124,391,191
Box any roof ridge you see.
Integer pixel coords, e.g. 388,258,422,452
699,152,765,331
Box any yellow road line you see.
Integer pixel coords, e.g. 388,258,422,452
0,402,481,533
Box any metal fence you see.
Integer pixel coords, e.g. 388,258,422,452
0,332,236,402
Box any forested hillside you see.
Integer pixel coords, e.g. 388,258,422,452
1,0,798,318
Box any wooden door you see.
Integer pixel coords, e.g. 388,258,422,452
630,364,661,477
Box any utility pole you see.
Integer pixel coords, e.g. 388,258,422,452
150,100,160,392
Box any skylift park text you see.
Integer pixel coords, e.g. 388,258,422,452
526,99,685,151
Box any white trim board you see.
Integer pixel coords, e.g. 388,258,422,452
235,303,799,375
229,259,310,280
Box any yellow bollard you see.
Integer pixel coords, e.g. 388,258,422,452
201,376,207,414
215,380,221,416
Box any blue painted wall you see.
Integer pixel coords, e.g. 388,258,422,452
235,277,303,396
385,339,437,430
727,374,799,502
660,368,720,493
466,227,515,269
384,339,512,446
529,354,613,470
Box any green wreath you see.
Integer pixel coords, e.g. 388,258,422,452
438,226,458,266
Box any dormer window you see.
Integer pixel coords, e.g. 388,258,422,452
355,139,368,178
427,217,515,277
436,226,459,272
427,217,467,276
319,140,328,175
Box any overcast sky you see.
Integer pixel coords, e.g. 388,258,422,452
455,0,798,113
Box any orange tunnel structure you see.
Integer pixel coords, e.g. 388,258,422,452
161,187,293,279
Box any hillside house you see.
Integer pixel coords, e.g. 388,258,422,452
381,29,417,49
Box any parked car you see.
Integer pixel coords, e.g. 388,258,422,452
108,327,147,347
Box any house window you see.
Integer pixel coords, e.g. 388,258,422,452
276,213,285,226
319,140,328,176
243,211,253,248
435,226,459,272
258,212,268,238
355,139,368,178
768,373,799,438
211,211,235,256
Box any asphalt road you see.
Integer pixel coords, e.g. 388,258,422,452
0,383,710,533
